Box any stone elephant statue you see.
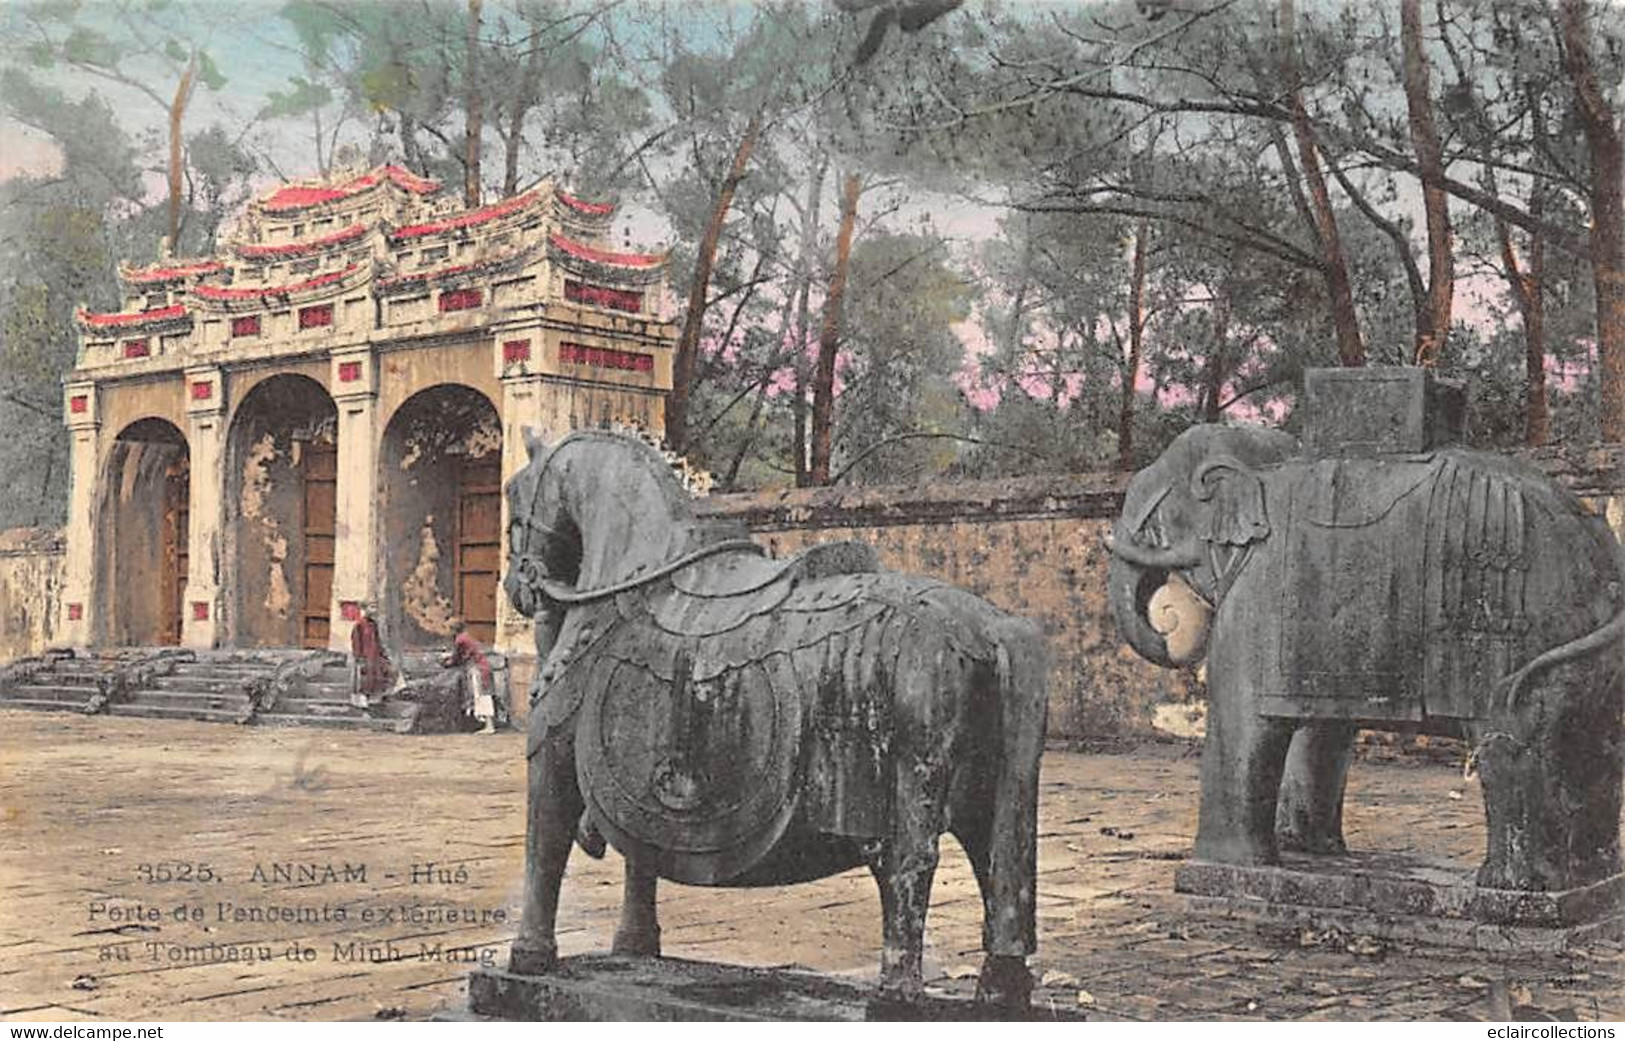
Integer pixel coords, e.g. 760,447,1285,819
1107,423,1625,892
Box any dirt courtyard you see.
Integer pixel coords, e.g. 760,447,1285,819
1,711,1621,1021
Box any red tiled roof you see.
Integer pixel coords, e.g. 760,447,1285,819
376,251,525,291
548,234,664,269
78,304,189,328
192,265,359,301
556,189,615,216
123,260,226,285
237,223,368,258
391,189,545,240
261,165,440,212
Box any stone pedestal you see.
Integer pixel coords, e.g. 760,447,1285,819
1176,852,1625,952
468,955,1084,1022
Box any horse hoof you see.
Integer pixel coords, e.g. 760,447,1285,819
611,927,661,958
508,938,558,975
974,955,1032,1009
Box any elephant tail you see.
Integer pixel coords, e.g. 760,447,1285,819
1498,603,1625,709
982,616,1048,958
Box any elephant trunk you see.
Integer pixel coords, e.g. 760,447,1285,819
1105,531,1203,570
1107,550,1183,670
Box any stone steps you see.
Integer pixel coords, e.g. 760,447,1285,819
11,684,101,704
0,649,475,734
0,696,92,713
106,702,246,724
111,689,249,713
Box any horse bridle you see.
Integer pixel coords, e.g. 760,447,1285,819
507,438,763,609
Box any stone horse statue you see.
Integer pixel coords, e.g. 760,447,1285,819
503,430,1049,1008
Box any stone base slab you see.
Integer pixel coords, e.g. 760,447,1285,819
1176,852,1625,953
468,954,1087,1021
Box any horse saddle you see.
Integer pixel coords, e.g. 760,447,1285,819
651,539,881,639
537,538,891,884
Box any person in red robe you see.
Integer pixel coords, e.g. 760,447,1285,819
349,602,394,708
442,618,496,733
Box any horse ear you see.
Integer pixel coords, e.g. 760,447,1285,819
522,427,548,461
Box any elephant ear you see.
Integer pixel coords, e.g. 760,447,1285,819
1190,455,1270,547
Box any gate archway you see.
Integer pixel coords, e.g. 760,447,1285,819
379,384,502,649
225,374,338,648
97,418,189,646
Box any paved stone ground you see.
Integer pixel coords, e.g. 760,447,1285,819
1,711,1621,1022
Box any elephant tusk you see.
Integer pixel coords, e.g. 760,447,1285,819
1106,533,1203,570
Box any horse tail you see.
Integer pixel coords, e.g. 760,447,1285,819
982,615,1048,958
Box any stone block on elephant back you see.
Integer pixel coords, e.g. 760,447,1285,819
1107,366,1625,944
1303,365,1465,457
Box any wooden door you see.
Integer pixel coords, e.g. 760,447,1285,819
301,441,337,649
455,453,502,646
161,456,190,646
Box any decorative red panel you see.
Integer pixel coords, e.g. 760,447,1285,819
122,338,150,359
439,287,483,312
559,342,655,373
192,601,210,621
231,314,261,337
564,280,643,313
67,603,83,621
502,339,532,364
190,381,213,401
298,303,334,329
340,600,360,622
69,395,88,414
338,361,362,382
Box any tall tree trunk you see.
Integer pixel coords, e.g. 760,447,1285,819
1118,218,1149,470
809,173,862,486
503,27,546,197
464,0,484,207
1557,0,1625,440
167,53,198,253
1199,287,1233,423
1401,0,1454,367
666,112,762,452
792,157,828,487
1500,211,1550,446
1280,0,1365,366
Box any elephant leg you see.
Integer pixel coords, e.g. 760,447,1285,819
1194,674,1296,866
1275,721,1357,854
612,855,662,957
1474,663,1625,891
509,726,584,975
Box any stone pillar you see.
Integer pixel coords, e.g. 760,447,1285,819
328,346,378,652
497,361,547,657
182,366,226,648
59,381,101,648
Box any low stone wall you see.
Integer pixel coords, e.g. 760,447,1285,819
0,528,64,662
698,475,1190,743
